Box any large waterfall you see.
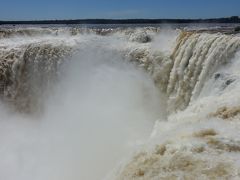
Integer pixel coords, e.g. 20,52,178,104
0,26,240,180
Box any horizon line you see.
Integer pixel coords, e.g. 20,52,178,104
0,16,240,22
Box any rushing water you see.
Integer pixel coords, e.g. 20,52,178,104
0,25,240,180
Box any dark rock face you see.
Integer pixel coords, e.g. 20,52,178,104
214,73,222,80
234,26,240,32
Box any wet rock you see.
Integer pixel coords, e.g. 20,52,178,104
225,79,235,86
234,26,240,32
213,72,237,90
214,73,222,80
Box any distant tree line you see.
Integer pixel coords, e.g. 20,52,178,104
0,16,239,25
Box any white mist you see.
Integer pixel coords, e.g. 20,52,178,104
0,45,165,180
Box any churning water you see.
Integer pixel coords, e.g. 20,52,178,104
0,25,240,179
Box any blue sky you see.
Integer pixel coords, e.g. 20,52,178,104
1,0,240,20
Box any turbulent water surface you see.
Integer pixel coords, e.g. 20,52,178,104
0,25,240,180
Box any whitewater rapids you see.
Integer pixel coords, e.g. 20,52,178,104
0,26,240,180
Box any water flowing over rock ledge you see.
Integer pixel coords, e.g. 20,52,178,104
1,26,240,179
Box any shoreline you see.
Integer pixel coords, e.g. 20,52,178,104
0,16,240,25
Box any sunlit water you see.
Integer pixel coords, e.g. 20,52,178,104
0,25,240,179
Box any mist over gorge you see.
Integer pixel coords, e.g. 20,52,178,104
0,25,240,180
